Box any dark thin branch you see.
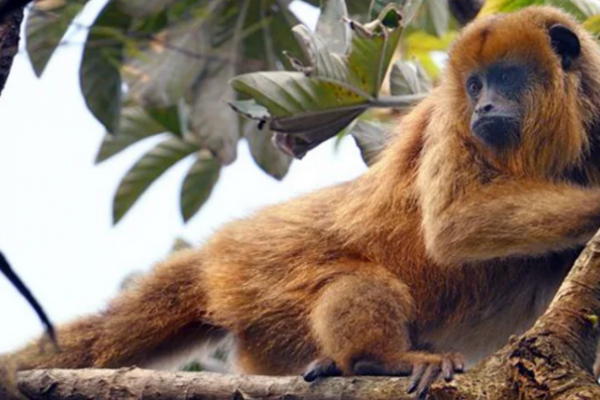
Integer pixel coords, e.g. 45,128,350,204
0,0,31,22
0,5,22,96
370,94,428,108
0,252,56,344
0,4,54,345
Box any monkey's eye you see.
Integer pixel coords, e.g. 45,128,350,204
466,77,482,97
499,70,517,86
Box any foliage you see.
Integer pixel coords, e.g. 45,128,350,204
24,0,600,223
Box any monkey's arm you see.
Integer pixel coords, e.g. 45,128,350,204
421,181,600,264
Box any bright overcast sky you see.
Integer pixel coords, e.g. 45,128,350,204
0,1,368,352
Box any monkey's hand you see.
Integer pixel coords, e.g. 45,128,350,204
304,352,464,399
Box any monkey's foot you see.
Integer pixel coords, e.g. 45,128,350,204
353,352,465,399
303,357,342,382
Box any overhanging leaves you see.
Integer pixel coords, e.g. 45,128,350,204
245,122,292,179
117,0,177,17
348,120,390,165
113,137,198,224
369,0,410,20
316,0,351,55
96,104,181,163
123,15,211,108
479,0,600,20
188,46,239,165
390,59,431,95
25,0,89,77
180,156,221,222
80,0,131,134
230,4,407,158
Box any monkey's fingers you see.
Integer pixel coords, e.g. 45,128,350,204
406,363,426,394
449,352,465,372
303,358,342,382
404,352,465,398
415,364,442,399
441,357,454,381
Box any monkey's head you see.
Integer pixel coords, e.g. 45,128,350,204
443,6,600,177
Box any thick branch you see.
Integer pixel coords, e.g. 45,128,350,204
17,368,456,400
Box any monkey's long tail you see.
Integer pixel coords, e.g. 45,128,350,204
6,249,224,371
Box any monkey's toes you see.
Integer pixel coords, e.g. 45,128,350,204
303,358,342,382
407,353,465,399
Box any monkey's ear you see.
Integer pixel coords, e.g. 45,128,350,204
549,24,580,70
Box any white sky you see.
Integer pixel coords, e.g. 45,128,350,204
0,1,368,352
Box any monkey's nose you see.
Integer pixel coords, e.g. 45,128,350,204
476,103,494,115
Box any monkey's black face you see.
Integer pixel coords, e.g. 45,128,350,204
465,23,582,152
467,64,527,150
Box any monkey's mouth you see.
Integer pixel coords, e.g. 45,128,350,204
471,116,521,149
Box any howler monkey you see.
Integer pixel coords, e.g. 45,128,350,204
6,6,600,398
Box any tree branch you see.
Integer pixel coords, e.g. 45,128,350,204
16,368,474,400
0,6,22,97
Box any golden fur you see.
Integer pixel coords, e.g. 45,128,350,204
6,6,600,381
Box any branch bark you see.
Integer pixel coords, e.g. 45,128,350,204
15,228,600,399
0,6,22,97
17,369,442,400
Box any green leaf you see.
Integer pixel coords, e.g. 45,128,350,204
180,361,203,372
229,99,270,120
189,45,240,165
404,30,456,54
424,0,450,37
347,10,404,96
147,105,182,137
403,30,455,78
479,0,542,15
124,16,210,107
369,0,409,20
230,6,406,157
180,156,221,222
271,4,312,69
316,0,351,55
292,24,348,81
26,0,89,77
348,120,390,166
117,0,178,17
245,122,292,180
304,0,370,18
171,237,193,252
231,72,370,117
80,0,131,134
584,13,600,36
480,0,600,20
390,60,431,95
270,107,365,158
113,137,198,224
95,105,167,163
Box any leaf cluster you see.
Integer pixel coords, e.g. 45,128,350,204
23,0,600,222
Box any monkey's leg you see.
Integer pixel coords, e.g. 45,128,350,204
7,249,222,370
305,273,464,398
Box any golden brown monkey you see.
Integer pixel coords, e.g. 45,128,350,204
6,6,600,398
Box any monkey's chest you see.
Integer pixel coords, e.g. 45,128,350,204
420,253,574,366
